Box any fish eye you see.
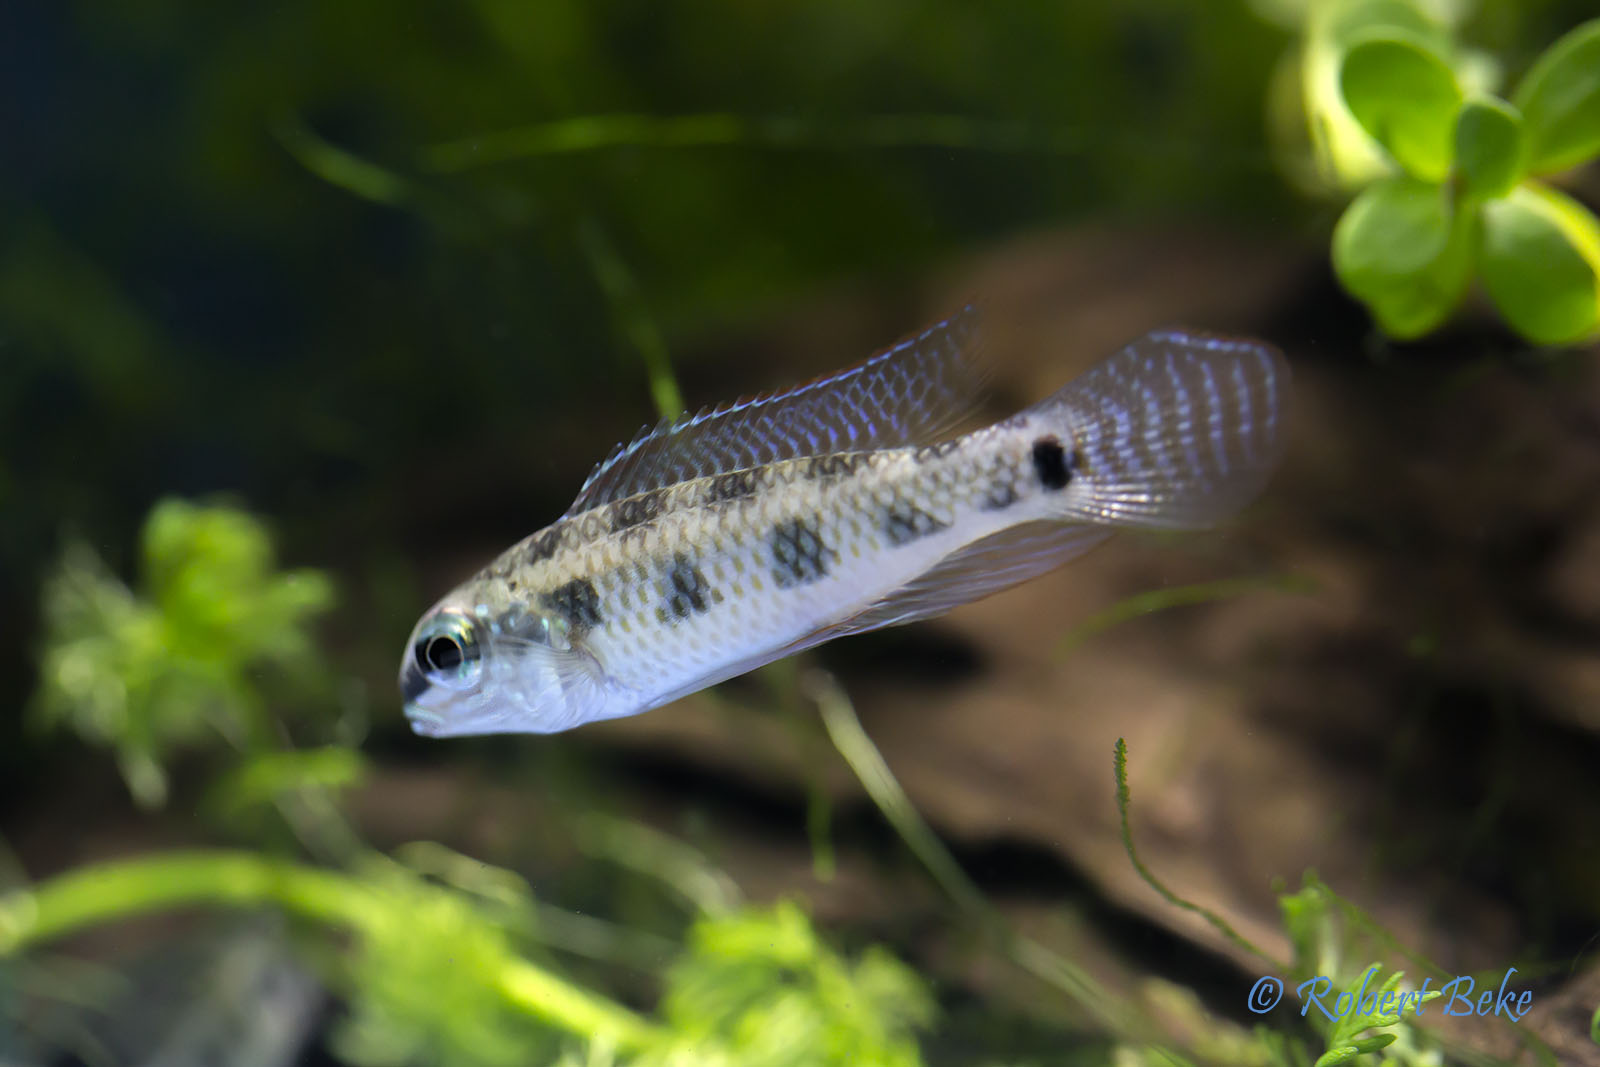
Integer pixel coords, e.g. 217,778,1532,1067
423,634,463,671
414,613,482,688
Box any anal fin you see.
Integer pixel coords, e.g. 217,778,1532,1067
827,521,1112,638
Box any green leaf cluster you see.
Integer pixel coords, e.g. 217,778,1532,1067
1275,877,1442,1067
1113,741,1449,1067
1330,14,1600,343
0,846,937,1067
654,900,935,1067
30,499,334,806
331,858,559,1067
1269,0,1490,198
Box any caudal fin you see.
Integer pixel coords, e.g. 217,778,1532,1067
1040,329,1290,530
814,330,1289,641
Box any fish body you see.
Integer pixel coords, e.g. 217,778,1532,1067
401,310,1288,736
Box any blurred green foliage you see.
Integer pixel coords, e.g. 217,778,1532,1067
0,848,938,1067
30,499,334,806
1274,881,1445,1067
1288,1,1600,342
331,856,564,1067
1110,739,1509,1067
657,899,933,1067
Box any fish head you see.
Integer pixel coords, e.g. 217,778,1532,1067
400,591,610,736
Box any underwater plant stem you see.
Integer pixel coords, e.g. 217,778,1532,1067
804,772,837,882
0,850,664,1051
275,113,412,206
1112,740,1276,967
806,669,987,919
573,813,741,916
576,217,684,421
805,670,1137,1035
1054,573,1316,660
423,113,1065,171
763,659,837,881
0,851,355,951
496,957,661,1049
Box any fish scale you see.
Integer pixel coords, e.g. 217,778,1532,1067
400,309,1289,736
561,431,1029,706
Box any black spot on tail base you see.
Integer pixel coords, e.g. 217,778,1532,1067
770,516,833,588
1031,436,1076,491
665,553,712,618
539,578,603,630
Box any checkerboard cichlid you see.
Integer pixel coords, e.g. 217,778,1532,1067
400,308,1288,736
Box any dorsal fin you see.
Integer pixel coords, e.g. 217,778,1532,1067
564,307,987,515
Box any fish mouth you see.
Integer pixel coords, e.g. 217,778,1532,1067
404,702,518,738
399,660,458,736
404,704,450,737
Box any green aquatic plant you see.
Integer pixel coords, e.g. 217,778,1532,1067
30,499,335,806
332,855,575,1067
1113,740,1452,1067
806,669,1139,1037
654,900,935,1067
1111,740,1270,966
1273,882,1443,1067
1054,573,1316,660
1300,4,1600,343
0,850,659,1065
0,848,938,1067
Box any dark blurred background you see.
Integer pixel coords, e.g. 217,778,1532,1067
5,1,1600,1064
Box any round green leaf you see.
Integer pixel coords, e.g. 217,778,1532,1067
1320,0,1444,51
1511,18,1600,174
1480,183,1600,345
1340,33,1462,180
1333,175,1474,339
1454,95,1526,201
1293,1,1464,193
